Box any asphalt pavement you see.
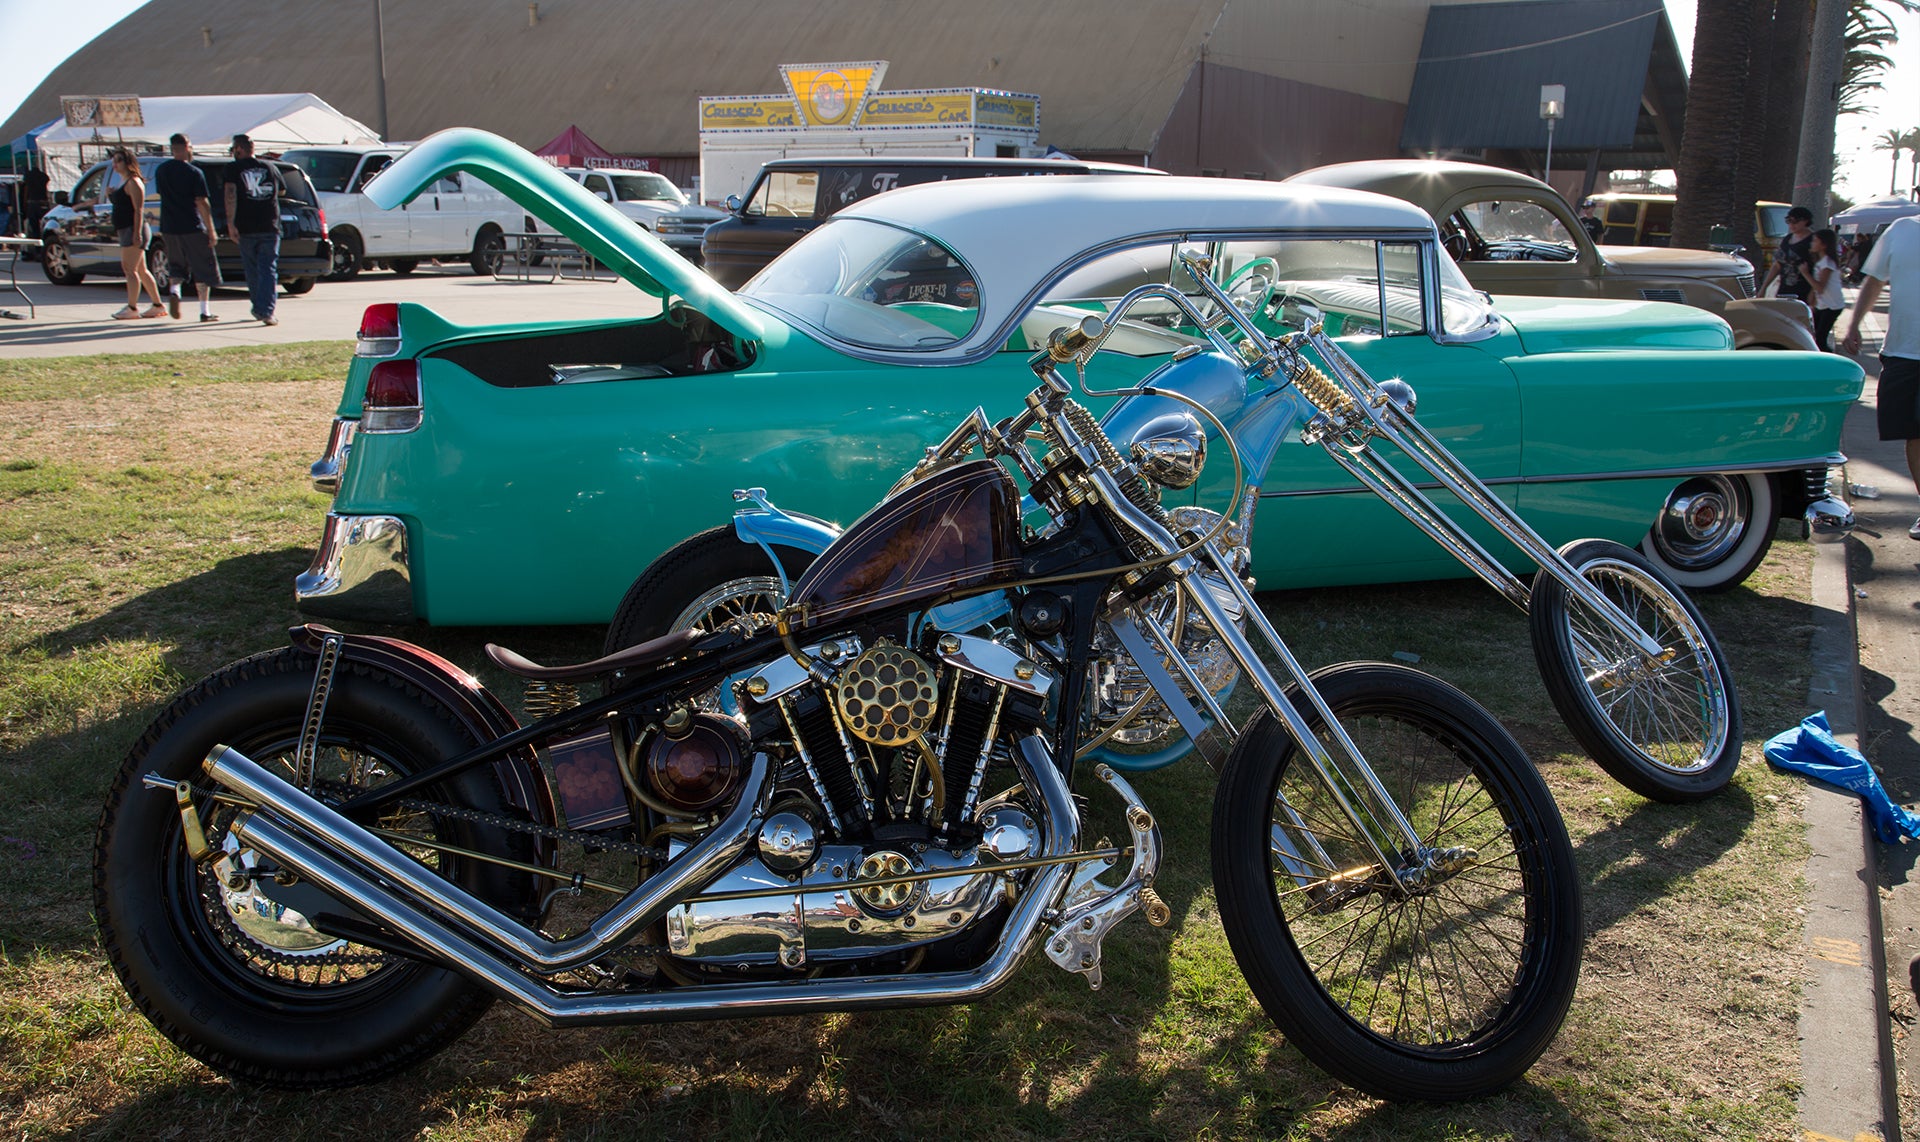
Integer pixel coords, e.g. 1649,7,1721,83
0,257,658,356
2,257,1915,1134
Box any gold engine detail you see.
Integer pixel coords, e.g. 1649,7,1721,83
854,851,918,911
834,644,938,747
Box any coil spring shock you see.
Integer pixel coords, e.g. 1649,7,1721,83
1049,397,1174,552
1286,354,1356,418
523,680,580,719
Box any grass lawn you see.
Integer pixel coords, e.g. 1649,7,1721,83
0,344,1820,1139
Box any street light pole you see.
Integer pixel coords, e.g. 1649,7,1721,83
372,0,390,141
1540,84,1566,186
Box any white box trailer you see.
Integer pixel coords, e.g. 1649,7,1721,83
697,65,1042,206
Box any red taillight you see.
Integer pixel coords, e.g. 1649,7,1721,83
355,302,402,358
317,206,328,239
361,360,423,433
359,303,400,341
365,360,419,407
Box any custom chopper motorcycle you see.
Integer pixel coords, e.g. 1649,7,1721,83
95,274,1584,1102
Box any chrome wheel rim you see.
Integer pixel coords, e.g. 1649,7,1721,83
670,575,787,634
1650,474,1751,571
1563,557,1729,774
45,239,69,277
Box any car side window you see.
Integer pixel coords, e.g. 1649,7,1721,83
749,171,818,219
1454,200,1575,257
431,177,461,196
352,155,393,193
74,166,108,203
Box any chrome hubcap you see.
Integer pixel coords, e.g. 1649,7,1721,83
1653,475,1750,569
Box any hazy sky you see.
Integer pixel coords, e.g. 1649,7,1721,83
2,0,1915,202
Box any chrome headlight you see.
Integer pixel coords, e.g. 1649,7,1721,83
1127,412,1208,490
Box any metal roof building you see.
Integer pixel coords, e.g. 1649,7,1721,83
2,0,1686,188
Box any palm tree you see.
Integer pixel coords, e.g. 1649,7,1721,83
1673,0,1756,249
1905,128,1920,197
1877,129,1906,194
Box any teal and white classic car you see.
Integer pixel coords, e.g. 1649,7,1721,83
297,129,1861,627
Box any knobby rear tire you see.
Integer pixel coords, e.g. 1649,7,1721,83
1528,538,1741,802
1211,663,1582,1101
93,646,537,1088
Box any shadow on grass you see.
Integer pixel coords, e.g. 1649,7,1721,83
1572,783,1757,939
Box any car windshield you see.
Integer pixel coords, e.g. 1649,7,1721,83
743,218,979,350
282,150,361,194
608,173,685,204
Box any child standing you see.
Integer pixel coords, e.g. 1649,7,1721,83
1810,228,1845,352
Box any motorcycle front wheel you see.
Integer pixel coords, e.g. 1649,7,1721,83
1212,663,1582,1101
93,646,539,1088
1527,538,1741,803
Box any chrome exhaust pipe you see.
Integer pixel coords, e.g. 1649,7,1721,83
209,743,768,973
228,734,1080,1026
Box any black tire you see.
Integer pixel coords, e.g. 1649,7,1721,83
1639,471,1778,592
1212,663,1582,1101
93,646,539,1088
282,276,316,296
387,258,419,276
146,238,171,295
327,229,364,281
41,232,84,285
1528,538,1741,802
603,525,817,655
470,226,506,276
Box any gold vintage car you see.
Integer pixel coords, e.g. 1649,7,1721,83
1288,160,1816,353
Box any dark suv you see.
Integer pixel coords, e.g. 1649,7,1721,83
40,154,331,294
702,156,1156,288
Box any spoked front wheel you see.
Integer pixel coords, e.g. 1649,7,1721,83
1528,538,1741,802
1212,663,1582,1101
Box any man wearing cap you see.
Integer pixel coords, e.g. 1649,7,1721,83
1761,205,1816,305
224,134,284,325
1578,199,1604,243
154,132,220,321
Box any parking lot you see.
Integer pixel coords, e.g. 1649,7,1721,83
0,260,661,357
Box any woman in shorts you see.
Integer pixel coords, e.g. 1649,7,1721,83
105,149,165,319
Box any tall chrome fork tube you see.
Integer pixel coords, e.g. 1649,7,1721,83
1176,544,1426,876
1084,463,1427,874
1306,331,1664,659
225,733,1082,1026
1313,439,1533,611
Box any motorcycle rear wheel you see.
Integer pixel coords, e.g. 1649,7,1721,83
1211,663,1581,1101
93,646,538,1088
1528,538,1741,803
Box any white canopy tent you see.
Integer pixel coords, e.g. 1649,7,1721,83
32,93,381,191
1833,196,1920,234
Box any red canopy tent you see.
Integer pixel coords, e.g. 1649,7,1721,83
529,126,618,170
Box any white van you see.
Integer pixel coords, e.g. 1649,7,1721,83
281,145,521,278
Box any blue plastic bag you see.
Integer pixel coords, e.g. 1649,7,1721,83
1764,711,1920,844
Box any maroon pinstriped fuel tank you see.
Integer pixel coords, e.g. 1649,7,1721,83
786,459,1023,630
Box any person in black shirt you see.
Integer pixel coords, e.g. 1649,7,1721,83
154,132,220,321
1579,199,1606,244
1761,205,1816,305
224,133,284,325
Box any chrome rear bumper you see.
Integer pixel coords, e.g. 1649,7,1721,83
294,512,416,623
310,417,357,495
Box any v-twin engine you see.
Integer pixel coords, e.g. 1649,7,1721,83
660,629,1055,969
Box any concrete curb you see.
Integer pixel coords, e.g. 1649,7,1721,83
1797,486,1900,1139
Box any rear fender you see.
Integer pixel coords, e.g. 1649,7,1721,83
288,624,559,843
732,498,841,591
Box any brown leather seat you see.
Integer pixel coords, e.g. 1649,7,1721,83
484,627,706,683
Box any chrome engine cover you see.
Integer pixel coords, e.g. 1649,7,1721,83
662,826,1025,968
